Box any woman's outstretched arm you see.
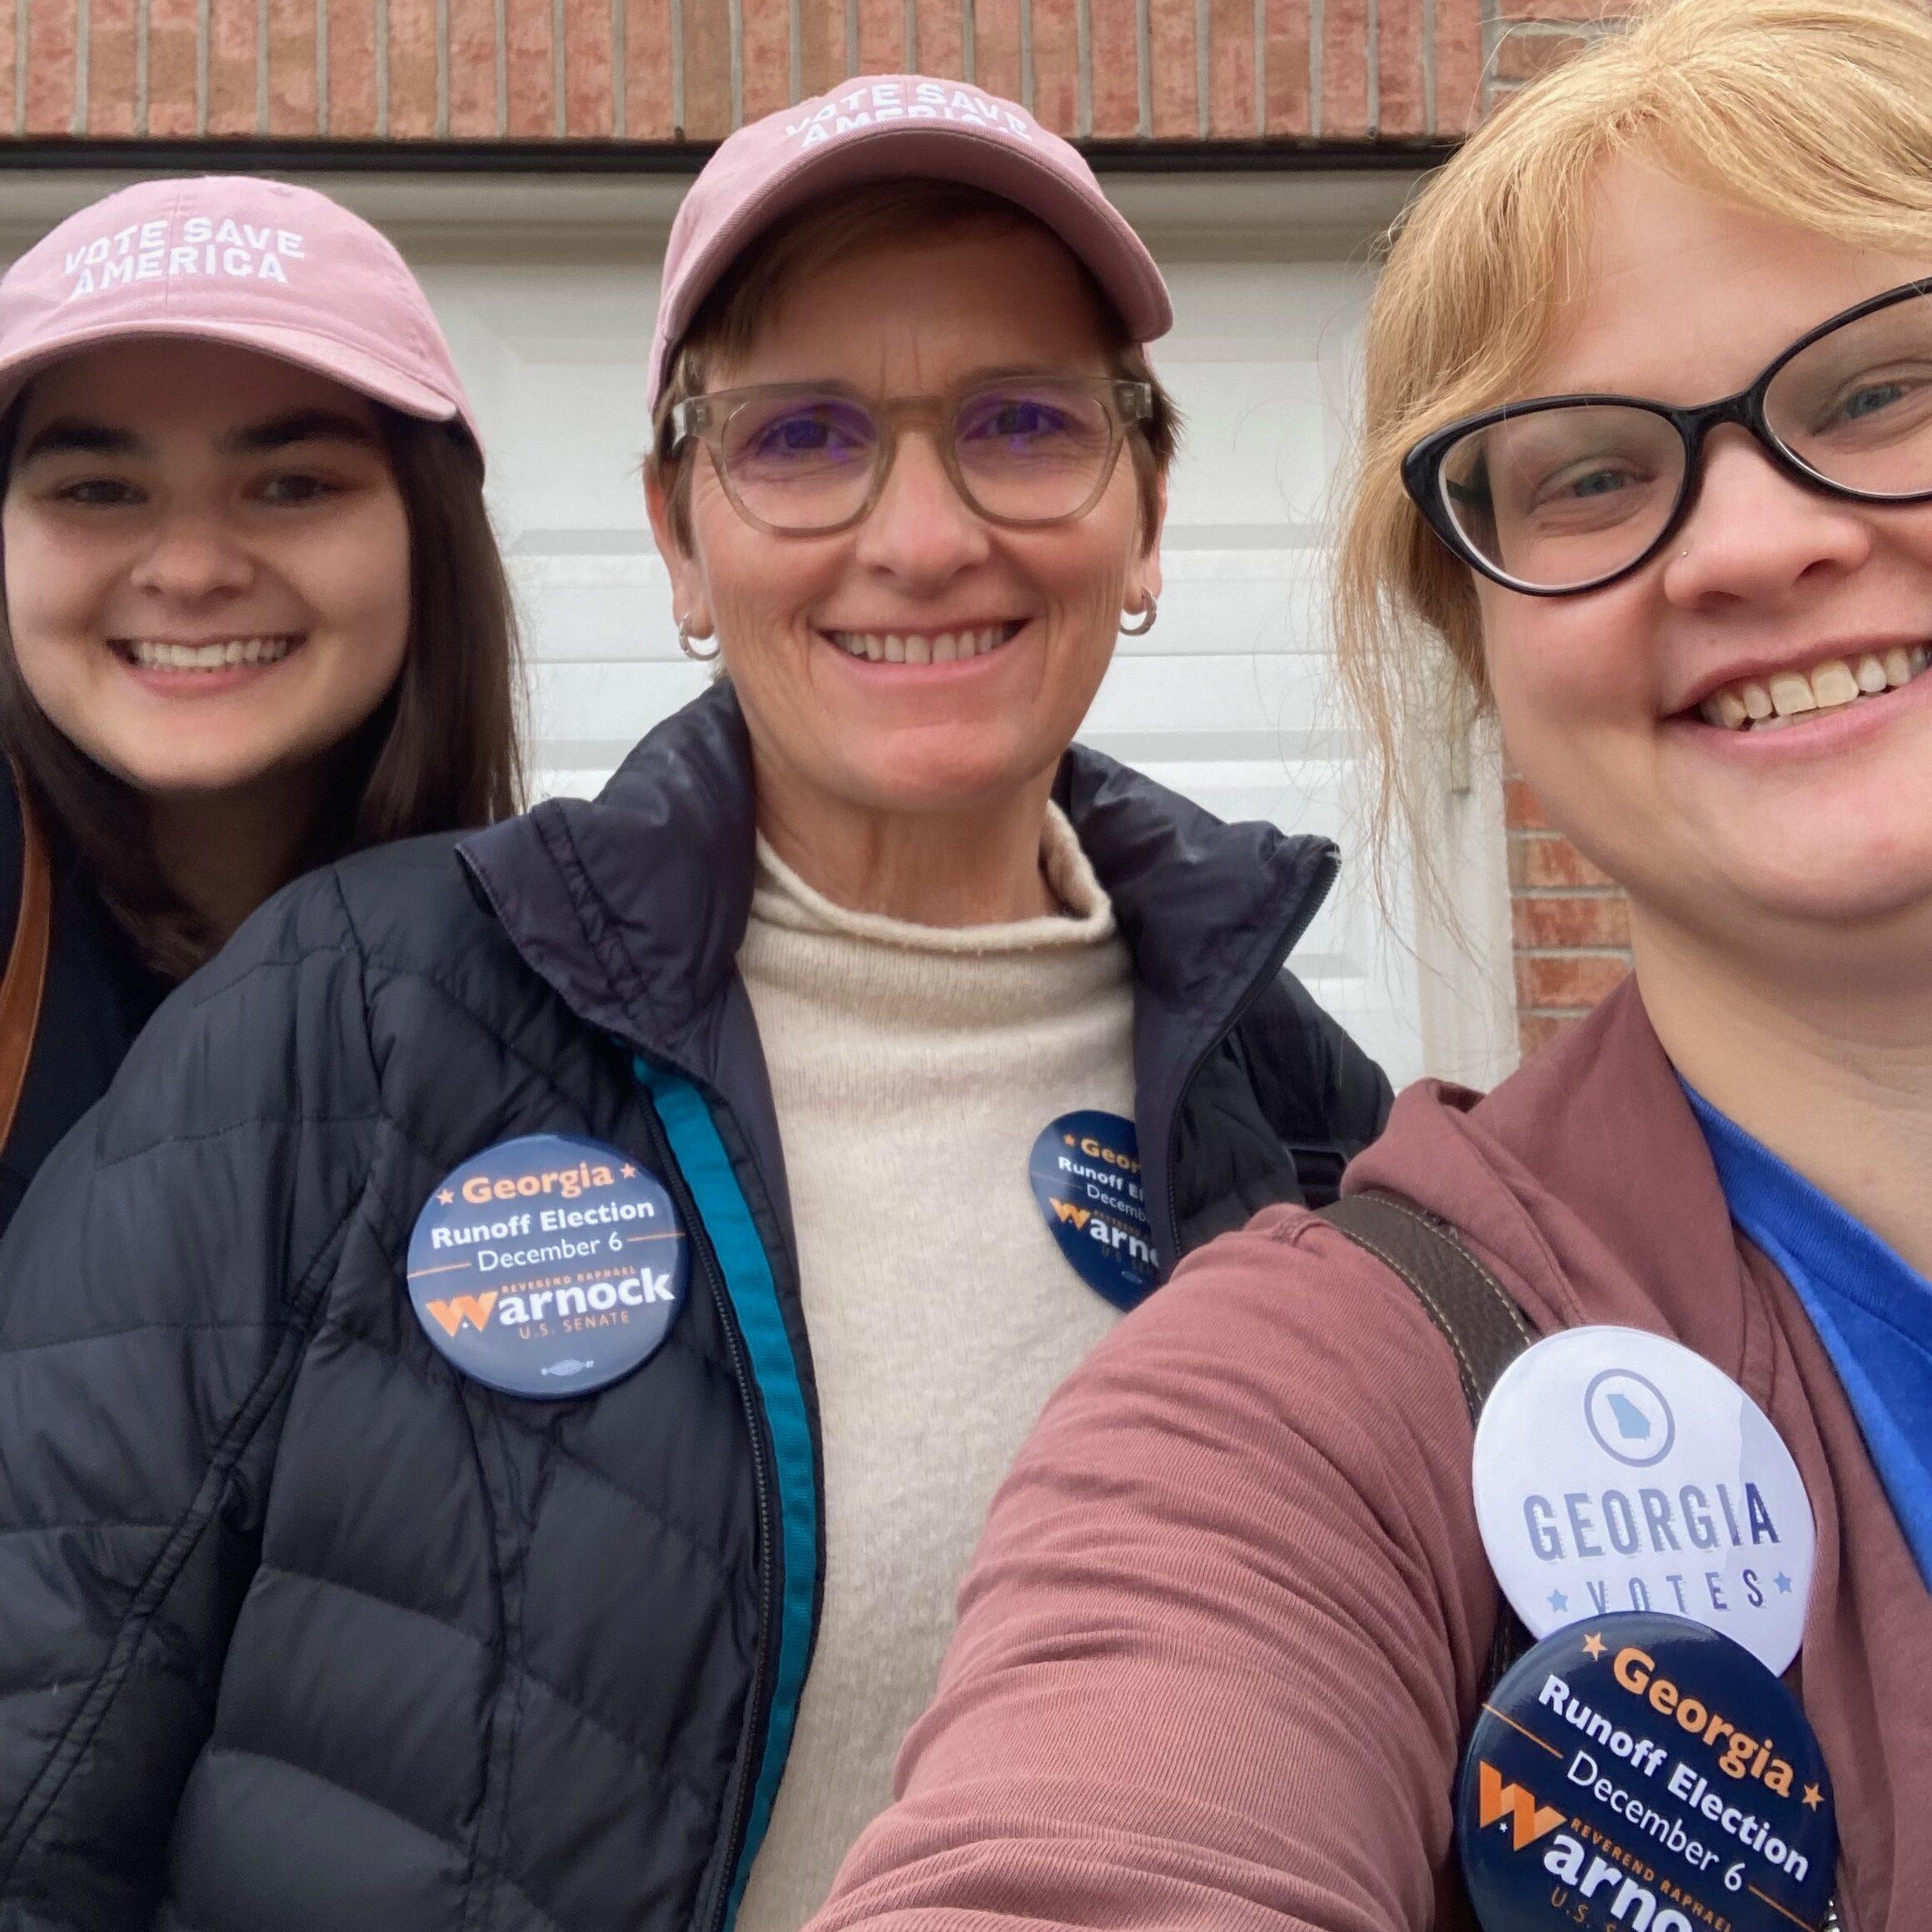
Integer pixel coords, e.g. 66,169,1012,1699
808,1209,1497,1932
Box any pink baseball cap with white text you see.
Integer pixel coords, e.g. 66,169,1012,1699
0,176,481,455
647,74,1172,410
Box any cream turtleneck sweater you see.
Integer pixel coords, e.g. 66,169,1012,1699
732,805,1137,1932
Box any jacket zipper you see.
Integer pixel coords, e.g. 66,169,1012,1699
634,1093,778,1932
1163,844,1341,1264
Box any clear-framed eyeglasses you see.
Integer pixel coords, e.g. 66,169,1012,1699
665,374,1153,536
1400,277,1932,596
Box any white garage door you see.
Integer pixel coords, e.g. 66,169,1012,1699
2,172,1514,1093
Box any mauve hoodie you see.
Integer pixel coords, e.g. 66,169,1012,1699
804,978,1930,1932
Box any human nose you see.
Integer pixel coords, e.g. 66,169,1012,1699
130,503,256,602
852,426,992,586
1663,428,1873,607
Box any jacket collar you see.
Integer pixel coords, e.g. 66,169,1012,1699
463,681,1336,1073
461,682,1338,1269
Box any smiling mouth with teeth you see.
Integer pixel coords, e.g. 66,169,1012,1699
1695,644,1931,732
118,635,301,673
826,622,1023,665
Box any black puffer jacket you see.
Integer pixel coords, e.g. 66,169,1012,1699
0,685,1390,1931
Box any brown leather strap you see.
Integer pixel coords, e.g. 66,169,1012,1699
0,764,53,1153
1318,1191,1536,1416
1317,1188,1538,1686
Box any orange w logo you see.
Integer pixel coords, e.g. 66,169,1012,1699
424,1291,499,1337
1476,1761,1566,1850
1050,1199,1091,1230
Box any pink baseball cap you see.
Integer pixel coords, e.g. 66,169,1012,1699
647,74,1171,410
0,176,481,454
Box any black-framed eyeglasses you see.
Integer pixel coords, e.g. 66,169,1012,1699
665,374,1152,536
1400,277,1932,596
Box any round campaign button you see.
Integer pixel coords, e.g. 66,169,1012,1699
406,1133,689,1399
1028,1109,1158,1311
1457,1614,1835,1932
1472,1327,1815,1672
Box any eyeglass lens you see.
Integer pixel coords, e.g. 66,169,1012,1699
716,381,1120,532
1437,287,1932,590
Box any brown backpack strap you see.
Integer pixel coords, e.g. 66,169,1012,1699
0,763,53,1153
1317,1188,1538,1686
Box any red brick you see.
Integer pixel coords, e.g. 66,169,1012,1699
740,0,789,118
1318,0,1367,139
1511,894,1631,950
206,0,258,134
145,0,197,132
913,0,963,80
1433,0,1484,135
1515,951,1629,1011
449,0,499,134
1502,777,1553,832
680,0,730,136
265,0,320,132
389,0,438,135
1146,0,1194,137
505,0,556,134
1508,833,1616,891
1088,0,1138,137
1031,0,1077,132
1377,0,1425,137
562,0,615,132
973,0,1020,105
326,0,381,133
1493,25,1589,84
855,0,901,72
1262,0,1309,137
24,0,77,133
797,0,846,98
87,0,139,134
624,0,673,135
1207,0,1252,137
1519,1013,1589,1058
1498,0,1626,18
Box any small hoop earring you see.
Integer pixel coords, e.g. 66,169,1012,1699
678,615,721,663
1119,593,1158,637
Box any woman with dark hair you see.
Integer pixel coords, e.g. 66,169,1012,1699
0,173,520,1232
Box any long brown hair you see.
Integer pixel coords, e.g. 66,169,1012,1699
0,405,525,979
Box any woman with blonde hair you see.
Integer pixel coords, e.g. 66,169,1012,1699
797,2,1932,1927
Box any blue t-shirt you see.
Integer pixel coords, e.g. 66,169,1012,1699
1686,1083,1932,1592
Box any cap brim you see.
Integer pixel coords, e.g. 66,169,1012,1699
0,316,471,442
660,121,1172,395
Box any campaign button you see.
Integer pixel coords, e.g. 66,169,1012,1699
1028,1110,1158,1311
1472,1327,1815,1672
1458,1614,1835,1932
406,1133,689,1400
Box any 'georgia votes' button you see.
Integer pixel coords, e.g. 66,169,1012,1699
1471,1326,1816,1673
406,1133,689,1399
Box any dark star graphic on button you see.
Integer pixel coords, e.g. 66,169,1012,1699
1548,1590,1568,1613
1581,1631,1606,1660
1775,1572,1794,1594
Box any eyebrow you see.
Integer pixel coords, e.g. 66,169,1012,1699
15,418,142,464
219,408,383,455
15,406,381,467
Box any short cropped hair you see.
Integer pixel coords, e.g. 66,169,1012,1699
647,179,1179,553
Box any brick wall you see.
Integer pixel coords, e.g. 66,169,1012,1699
0,0,1619,147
